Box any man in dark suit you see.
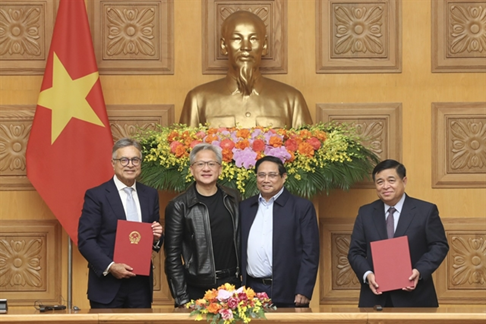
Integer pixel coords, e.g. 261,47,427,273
78,138,163,308
240,156,320,307
348,159,449,307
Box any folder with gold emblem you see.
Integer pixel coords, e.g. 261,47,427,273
114,220,153,276
370,235,414,293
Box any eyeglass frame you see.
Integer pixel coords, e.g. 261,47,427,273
112,157,142,167
256,172,281,180
191,160,221,169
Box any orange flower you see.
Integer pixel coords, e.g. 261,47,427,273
299,129,312,139
167,131,179,142
287,151,295,162
204,289,218,300
222,148,233,162
207,302,222,314
269,136,283,147
195,299,207,306
236,129,251,138
205,134,219,143
174,145,188,158
276,128,287,138
170,141,183,153
298,142,315,157
244,287,256,300
235,139,250,149
314,130,327,142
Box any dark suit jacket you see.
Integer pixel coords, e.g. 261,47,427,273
78,177,161,304
240,188,320,305
347,194,449,307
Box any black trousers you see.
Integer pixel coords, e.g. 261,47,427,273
90,275,151,308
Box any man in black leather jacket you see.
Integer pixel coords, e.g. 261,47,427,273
164,143,241,306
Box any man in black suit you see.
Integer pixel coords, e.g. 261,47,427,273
348,159,449,307
78,138,163,308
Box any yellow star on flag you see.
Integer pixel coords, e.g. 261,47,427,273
38,52,105,144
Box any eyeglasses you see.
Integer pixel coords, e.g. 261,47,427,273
113,157,142,166
256,172,280,180
191,161,221,169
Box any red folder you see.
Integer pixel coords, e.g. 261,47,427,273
113,220,153,276
370,235,414,293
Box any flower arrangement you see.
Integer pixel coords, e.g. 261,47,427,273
186,283,276,324
136,122,378,199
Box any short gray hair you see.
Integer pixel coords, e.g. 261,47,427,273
112,138,142,159
189,143,222,164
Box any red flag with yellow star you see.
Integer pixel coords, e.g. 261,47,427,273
26,0,113,245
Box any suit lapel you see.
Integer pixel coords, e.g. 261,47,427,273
243,196,259,237
371,201,388,240
106,179,126,220
394,195,416,237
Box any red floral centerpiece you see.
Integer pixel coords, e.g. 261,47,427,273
185,283,276,324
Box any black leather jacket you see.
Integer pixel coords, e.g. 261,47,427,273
164,183,240,306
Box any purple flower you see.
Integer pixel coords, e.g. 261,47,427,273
264,146,291,162
233,147,258,169
251,128,263,138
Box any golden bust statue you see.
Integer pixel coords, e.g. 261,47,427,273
180,10,313,129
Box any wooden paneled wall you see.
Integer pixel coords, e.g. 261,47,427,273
0,0,485,310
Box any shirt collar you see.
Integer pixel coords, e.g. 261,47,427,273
113,175,137,192
258,186,285,205
384,193,406,214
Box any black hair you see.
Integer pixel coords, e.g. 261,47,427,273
372,159,406,181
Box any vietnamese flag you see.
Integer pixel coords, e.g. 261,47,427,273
26,0,113,245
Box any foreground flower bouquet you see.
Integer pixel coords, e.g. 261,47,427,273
136,122,379,199
186,284,276,324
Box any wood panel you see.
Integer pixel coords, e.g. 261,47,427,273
0,220,61,306
90,0,174,75
432,0,486,72
435,218,486,303
0,0,57,75
316,102,403,188
432,102,486,188
316,0,402,73
0,105,35,190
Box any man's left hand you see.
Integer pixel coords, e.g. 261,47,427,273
403,268,420,292
152,221,163,242
294,294,310,306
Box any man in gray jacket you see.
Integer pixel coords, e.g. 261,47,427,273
164,143,240,307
